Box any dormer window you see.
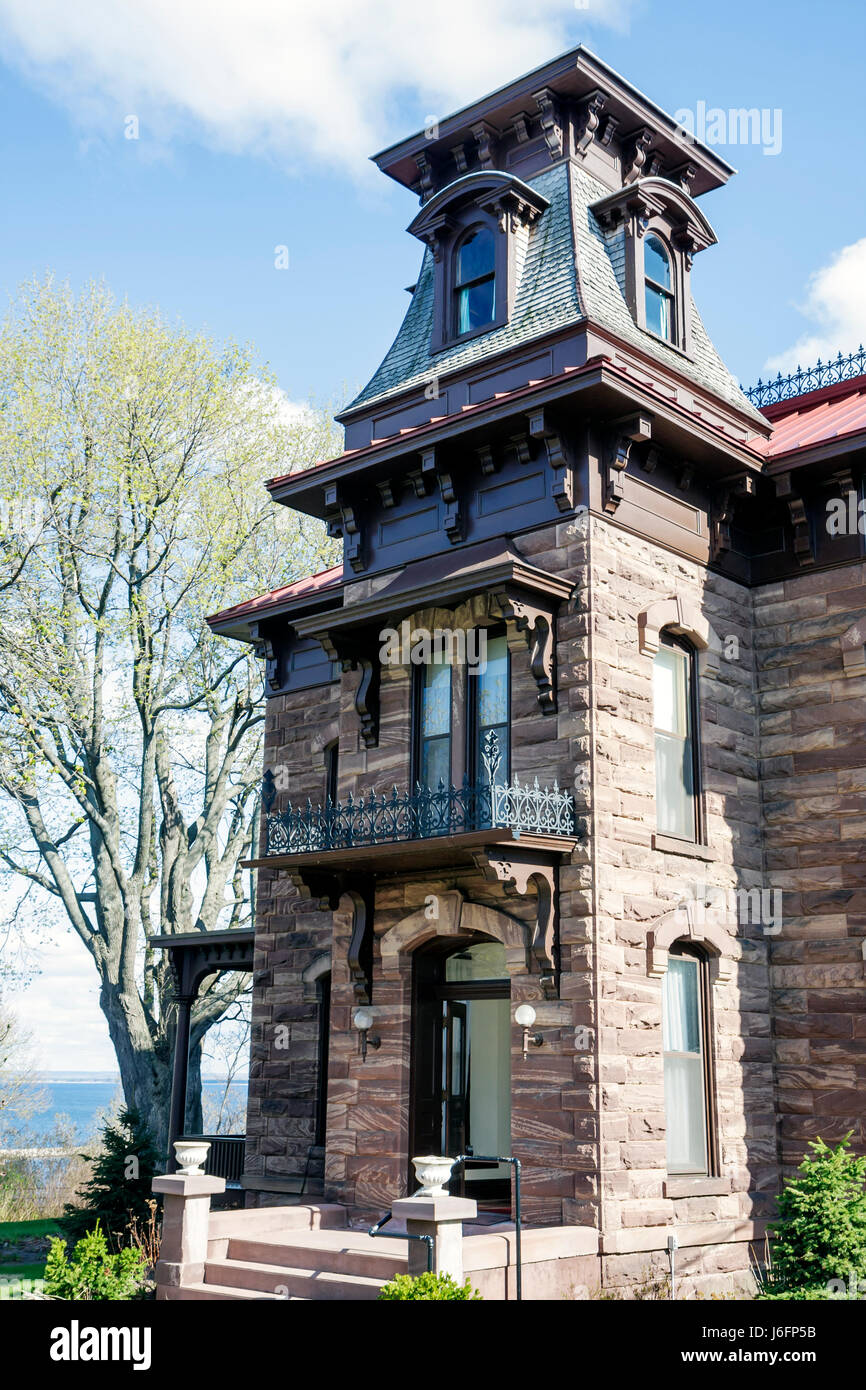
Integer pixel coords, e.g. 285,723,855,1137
407,171,549,352
590,178,718,357
644,235,674,343
455,226,495,335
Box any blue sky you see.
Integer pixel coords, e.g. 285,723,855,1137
1,0,863,1071
0,0,864,421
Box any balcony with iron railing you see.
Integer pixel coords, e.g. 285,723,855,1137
259,731,582,871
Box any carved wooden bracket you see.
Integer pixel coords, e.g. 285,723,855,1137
318,631,380,748
599,113,619,147
603,411,653,512
493,587,557,715
775,472,815,567
527,406,574,512
710,474,756,563
509,432,532,466
531,87,562,159
473,850,558,998
288,870,375,1004
623,128,654,184
476,443,497,476
575,88,607,155
421,445,462,543
415,151,435,202
249,620,282,693
470,121,496,170
325,483,365,573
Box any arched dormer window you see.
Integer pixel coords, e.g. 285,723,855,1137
454,226,496,335
644,234,674,342
590,179,718,356
653,633,701,842
407,171,549,351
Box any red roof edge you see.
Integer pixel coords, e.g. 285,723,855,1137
207,563,343,629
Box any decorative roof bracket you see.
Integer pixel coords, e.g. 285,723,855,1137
775,472,815,566
603,411,653,512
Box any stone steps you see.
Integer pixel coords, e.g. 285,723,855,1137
204,1256,386,1300
227,1231,407,1280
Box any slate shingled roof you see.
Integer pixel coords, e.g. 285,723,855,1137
345,162,581,411
344,159,765,428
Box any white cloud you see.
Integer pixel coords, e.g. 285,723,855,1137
765,237,866,375
0,0,635,177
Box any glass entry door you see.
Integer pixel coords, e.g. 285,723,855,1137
412,940,511,1204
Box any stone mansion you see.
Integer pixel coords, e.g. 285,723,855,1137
154,45,866,1300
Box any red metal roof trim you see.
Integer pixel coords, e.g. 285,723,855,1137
750,376,866,459
207,563,343,627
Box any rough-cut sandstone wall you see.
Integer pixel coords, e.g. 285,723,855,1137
244,678,341,1201
755,562,866,1174
586,515,776,1294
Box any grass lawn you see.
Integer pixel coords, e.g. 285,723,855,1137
0,1219,62,1240
0,1262,46,1279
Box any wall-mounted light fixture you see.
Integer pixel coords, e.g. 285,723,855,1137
352,1006,381,1061
514,1003,543,1059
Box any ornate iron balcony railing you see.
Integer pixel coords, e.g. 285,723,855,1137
261,731,579,855
742,346,866,408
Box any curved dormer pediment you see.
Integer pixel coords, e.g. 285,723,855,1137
590,176,717,259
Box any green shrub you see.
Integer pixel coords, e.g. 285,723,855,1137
44,1224,150,1301
62,1108,160,1246
756,1135,866,1299
378,1271,482,1300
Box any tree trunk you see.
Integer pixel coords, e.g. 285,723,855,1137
99,982,173,1160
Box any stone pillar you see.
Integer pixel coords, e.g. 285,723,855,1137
391,1194,477,1281
152,1173,225,1298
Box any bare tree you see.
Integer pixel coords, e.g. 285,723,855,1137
0,277,339,1152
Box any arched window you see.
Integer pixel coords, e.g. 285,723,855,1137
653,633,700,842
644,234,674,342
454,226,495,335
662,944,714,1175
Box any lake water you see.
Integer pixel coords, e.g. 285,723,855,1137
2,1075,249,1143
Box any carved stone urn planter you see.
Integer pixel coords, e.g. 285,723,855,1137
411,1154,456,1197
173,1140,211,1175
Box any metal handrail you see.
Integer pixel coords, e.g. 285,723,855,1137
454,1152,524,1301
368,1210,434,1274
262,730,579,856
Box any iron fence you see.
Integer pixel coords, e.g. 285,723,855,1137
742,346,866,408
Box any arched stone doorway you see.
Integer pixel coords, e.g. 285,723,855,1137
411,935,512,1208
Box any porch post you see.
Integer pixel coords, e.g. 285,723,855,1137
166,992,193,1171
152,1173,225,1297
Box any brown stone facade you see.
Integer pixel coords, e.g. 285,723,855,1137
239,504,866,1296
756,563,866,1171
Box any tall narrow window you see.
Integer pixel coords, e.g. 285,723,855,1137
455,227,495,335
663,948,710,1175
315,970,331,1149
416,652,452,790
644,235,674,342
470,630,509,786
653,636,697,841
324,740,339,805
